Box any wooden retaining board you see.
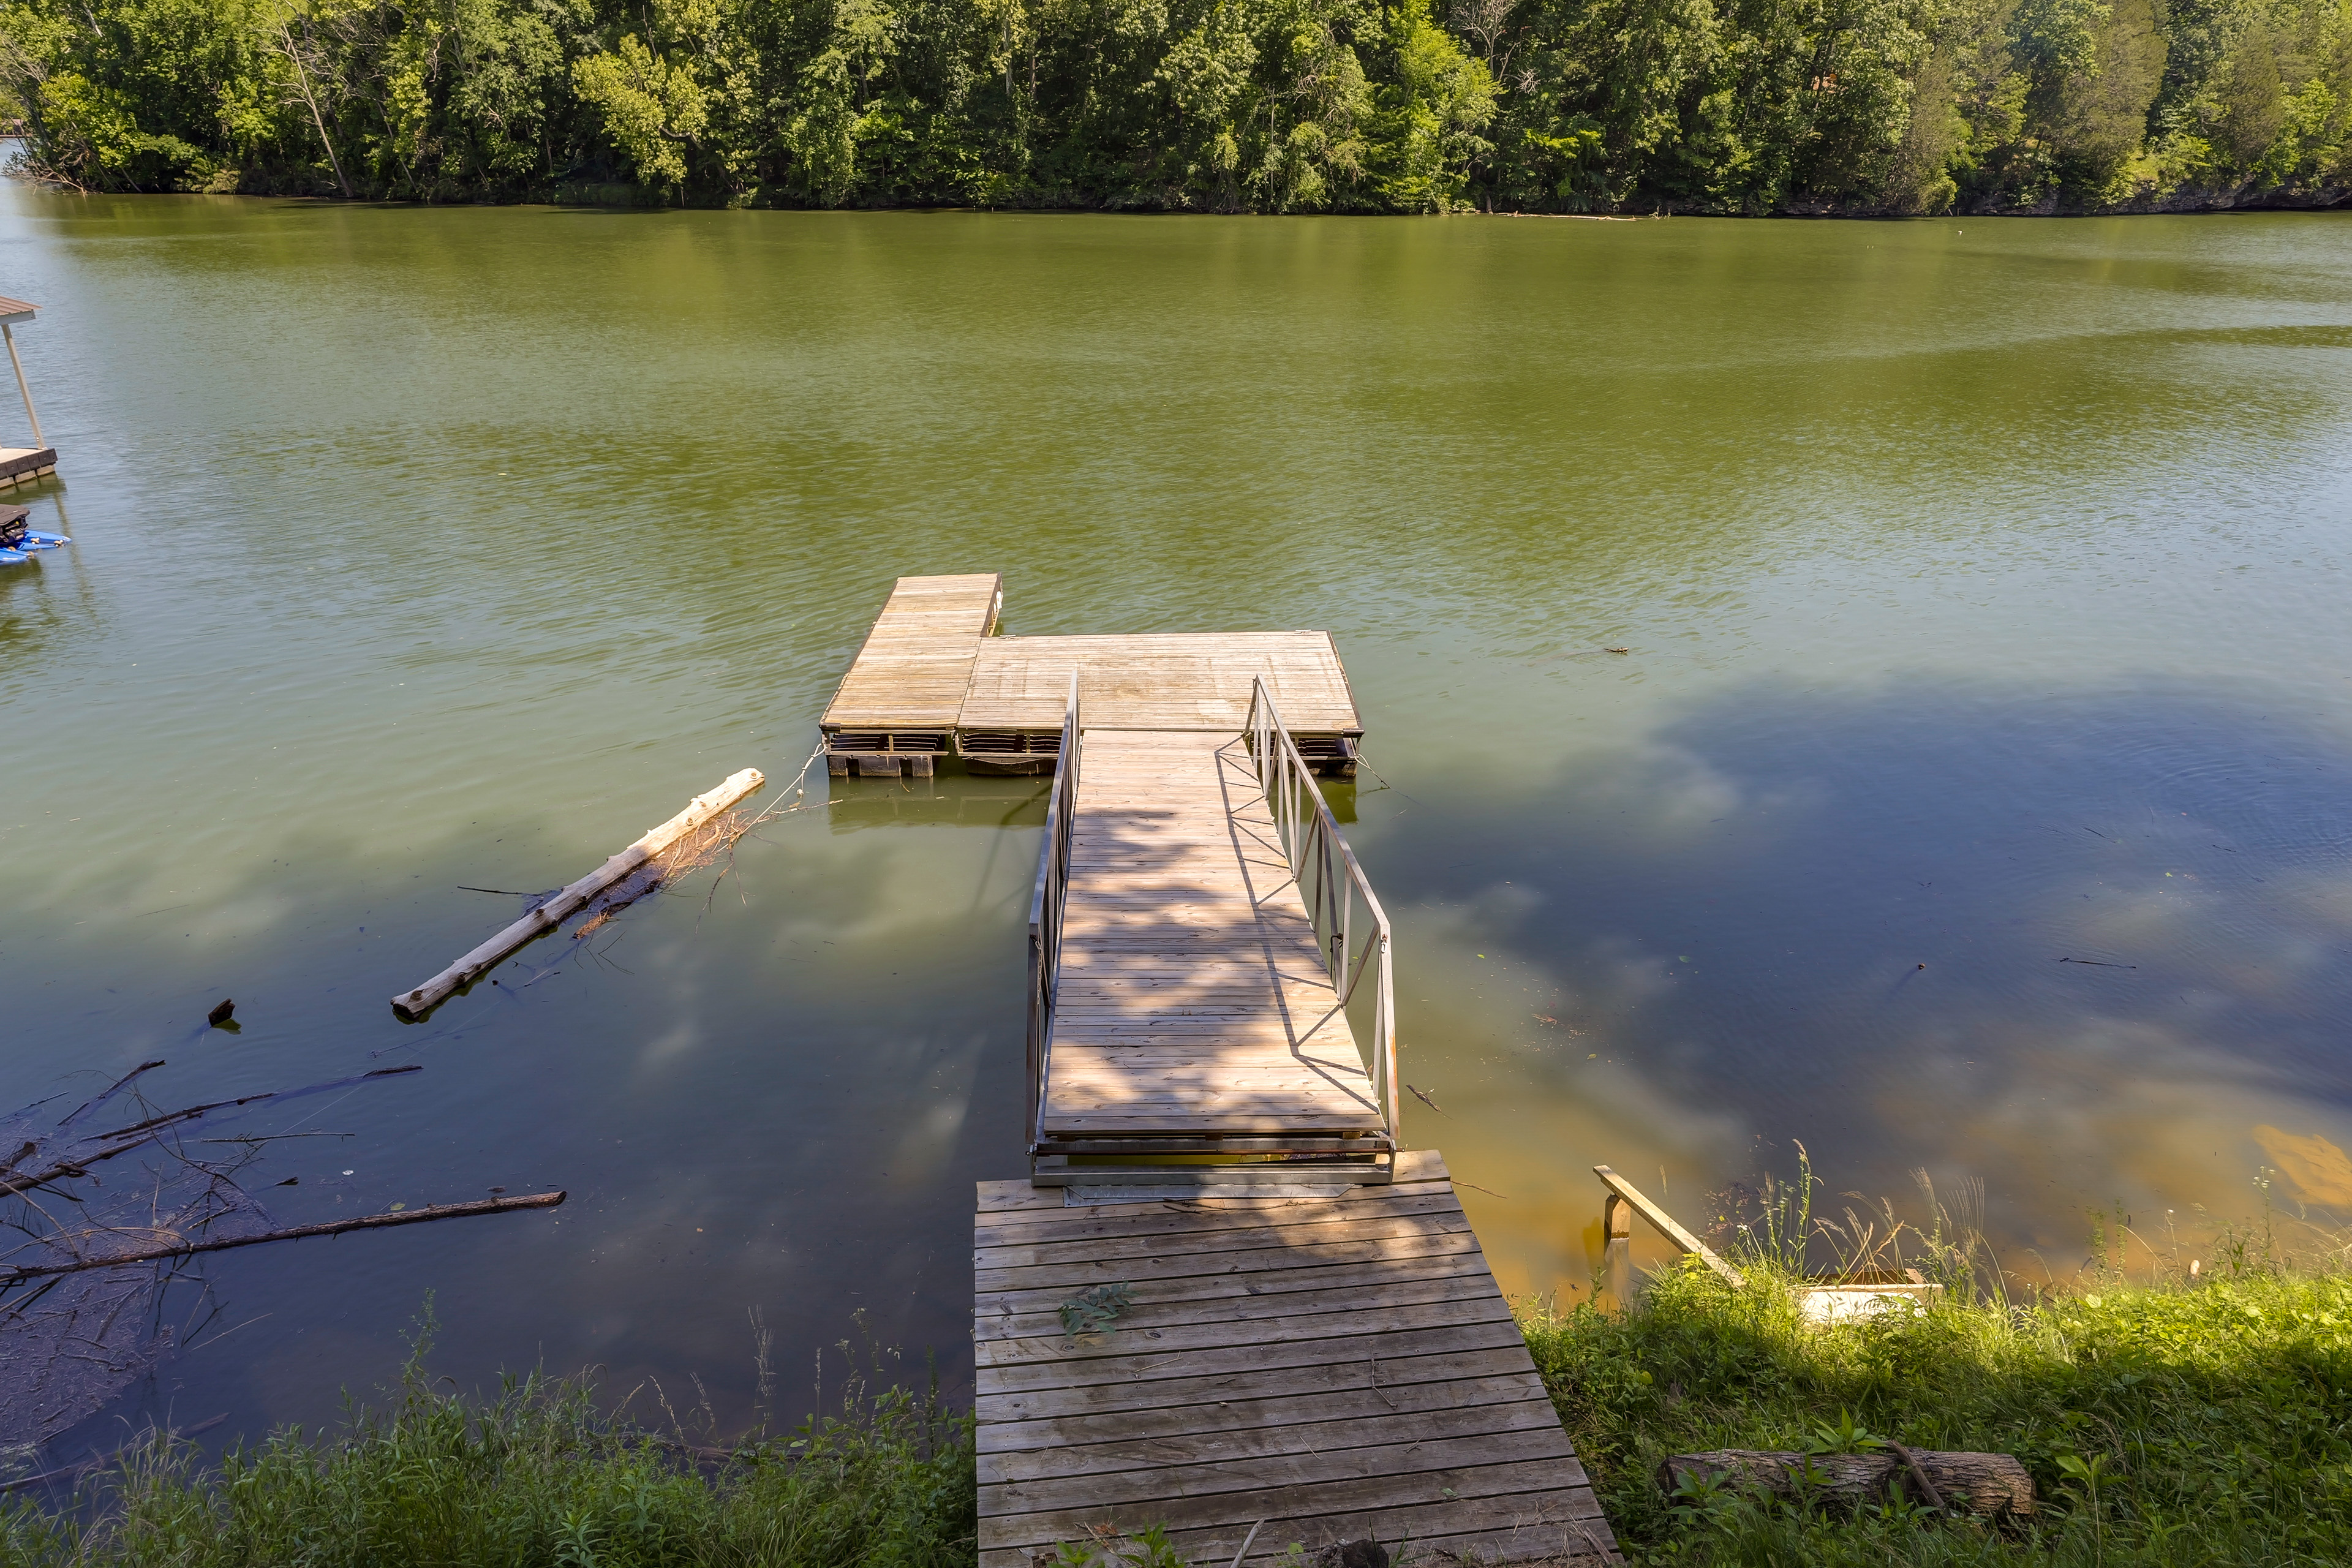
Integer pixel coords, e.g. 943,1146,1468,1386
1043,731,1382,1137
820,573,1003,733
973,1152,1621,1568
960,632,1361,735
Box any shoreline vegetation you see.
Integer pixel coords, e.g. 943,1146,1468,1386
0,0,2346,216
0,1319,982,1568
5,1176,2347,1567
1523,1172,2352,1566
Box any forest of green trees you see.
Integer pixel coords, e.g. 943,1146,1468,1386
0,0,2345,213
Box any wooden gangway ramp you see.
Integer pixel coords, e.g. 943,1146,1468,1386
973,1153,1621,1567
1037,730,1385,1164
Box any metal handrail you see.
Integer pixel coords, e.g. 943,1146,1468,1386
1025,675,1081,1152
1245,677,1399,1144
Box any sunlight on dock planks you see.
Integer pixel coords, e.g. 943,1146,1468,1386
1040,731,1384,1149
973,1153,1621,1567
819,577,1363,776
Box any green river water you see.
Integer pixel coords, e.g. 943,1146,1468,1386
3,190,2351,1456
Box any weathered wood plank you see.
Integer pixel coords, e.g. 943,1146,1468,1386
973,1188,1458,1249
976,1234,1480,1311
976,1371,1551,1453
973,1204,1471,1270
985,1422,1585,1512
979,1453,1606,1537
976,1229,1488,1297
978,1398,1567,1487
821,573,1002,730
976,1268,1506,1343
981,1344,1547,1423
974,1319,1532,1397
975,1295,1518,1372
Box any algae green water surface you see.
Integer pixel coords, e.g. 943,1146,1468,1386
4,194,2351,1449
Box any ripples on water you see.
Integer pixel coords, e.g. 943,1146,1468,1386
1,197,2349,1455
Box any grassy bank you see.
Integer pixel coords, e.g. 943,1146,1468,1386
1521,1257,2352,1565
9,1231,2350,1567
0,1340,974,1568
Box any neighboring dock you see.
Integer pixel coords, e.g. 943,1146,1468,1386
973,1154,1619,1567
0,296,54,490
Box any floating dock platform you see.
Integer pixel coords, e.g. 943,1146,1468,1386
820,576,1363,777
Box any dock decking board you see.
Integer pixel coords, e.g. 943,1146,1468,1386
960,632,1360,734
1040,730,1382,1142
820,573,1003,735
972,1153,1621,1568
821,579,1361,775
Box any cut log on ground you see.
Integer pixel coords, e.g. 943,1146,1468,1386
391,768,764,1019
1659,1449,2036,1518
0,1191,565,1283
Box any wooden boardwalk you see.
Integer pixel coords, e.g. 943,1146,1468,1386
973,1153,1620,1568
1040,731,1384,1154
808,571,1618,1564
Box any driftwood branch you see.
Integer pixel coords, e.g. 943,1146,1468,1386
58,1060,166,1131
0,1191,565,1283
1659,1449,2035,1518
0,1066,422,1198
392,768,765,1020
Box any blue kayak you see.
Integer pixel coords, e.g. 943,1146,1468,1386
0,548,26,565
15,530,66,549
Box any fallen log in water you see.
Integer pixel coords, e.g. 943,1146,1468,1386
0,1191,565,1283
1659,1449,2036,1518
391,768,765,1020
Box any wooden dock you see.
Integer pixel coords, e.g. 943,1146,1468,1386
820,573,1004,774
807,573,1618,1562
820,578,1363,777
974,1153,1620,1567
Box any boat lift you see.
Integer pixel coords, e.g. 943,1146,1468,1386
0,295,55,491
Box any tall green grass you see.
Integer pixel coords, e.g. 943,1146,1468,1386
1521,1191,2352,1566
0,1324,974,1568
